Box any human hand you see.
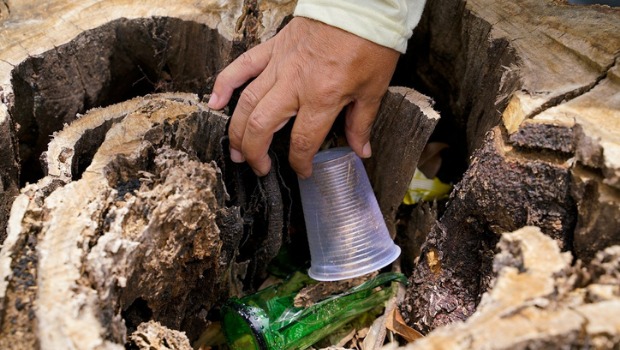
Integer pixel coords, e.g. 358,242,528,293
208,17,400,178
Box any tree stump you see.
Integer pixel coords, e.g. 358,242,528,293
396,227,620,350
0,2,440,348
400,0,620,333
0,2,292,347
0,93,242,349
4,0,618,348
0,0,297,242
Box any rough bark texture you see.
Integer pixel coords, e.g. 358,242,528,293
571,167,620,262
402,129,577,332
0,2,441,348
394,227,620,349
401,0,620,333
0,0,296,243
365,87,440,237
0,114,19,243
0,94,244,349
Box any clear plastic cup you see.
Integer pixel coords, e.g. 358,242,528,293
298,147,401,281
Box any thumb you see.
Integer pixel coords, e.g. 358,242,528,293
209,40,274,110
344,100,380,158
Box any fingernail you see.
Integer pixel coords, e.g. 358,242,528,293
208,93,220,109
362,142,372,158
230,148,245,163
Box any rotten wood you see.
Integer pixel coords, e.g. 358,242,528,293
394,227,620,349
0,94,247,349
0,0,296,242
401,0,620,333
0,2,442,348
365,87,440,237
3,0,619,348
128,321,193,350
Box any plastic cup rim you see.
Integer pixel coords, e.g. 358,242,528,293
308,245,401,281
310,147,356,167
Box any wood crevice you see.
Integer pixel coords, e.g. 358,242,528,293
1,1,619,348
524,52,620,121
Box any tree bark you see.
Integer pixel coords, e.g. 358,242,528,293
7,0,618,348
366,87,440,237
0,93,244,349
0,0,297,242
0,2,441,348
0,115,18,244
397,227,620,350
401,0,620,333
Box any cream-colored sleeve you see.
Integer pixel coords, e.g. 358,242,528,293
293,0,426,53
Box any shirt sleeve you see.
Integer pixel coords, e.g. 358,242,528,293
293,0,426,53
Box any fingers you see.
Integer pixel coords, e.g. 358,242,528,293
289,105,343,178
208,40,274,110
344,99,381,159
240,84,298,176
228,73,275,163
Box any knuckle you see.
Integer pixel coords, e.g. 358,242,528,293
349,124,372,138
239,87,261,107
246,113,269,136
228,124,244,144
238,52,253,67
318,80,340,98
290,132,314,154
308,83,343,108
352,113,376,130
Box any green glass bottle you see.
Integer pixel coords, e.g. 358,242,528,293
221,272,407,350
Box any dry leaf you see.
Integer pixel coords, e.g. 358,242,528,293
336,329,357,348
362,315,386,350
385,308,424,343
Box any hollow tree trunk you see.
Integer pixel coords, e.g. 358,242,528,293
398,227,620,350
0,88,437,349
0,2,440,348
0,0,296,242
401,0,620,333
0,93,242,349
0,1,291,349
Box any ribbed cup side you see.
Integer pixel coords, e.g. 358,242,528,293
298,147,400,281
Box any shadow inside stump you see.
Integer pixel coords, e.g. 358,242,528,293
11,17,234,185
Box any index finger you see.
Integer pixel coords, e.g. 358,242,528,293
241,83,299,176
209,40,274,109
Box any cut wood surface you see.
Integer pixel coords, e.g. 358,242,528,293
366,87,439,237
402,0,620,333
